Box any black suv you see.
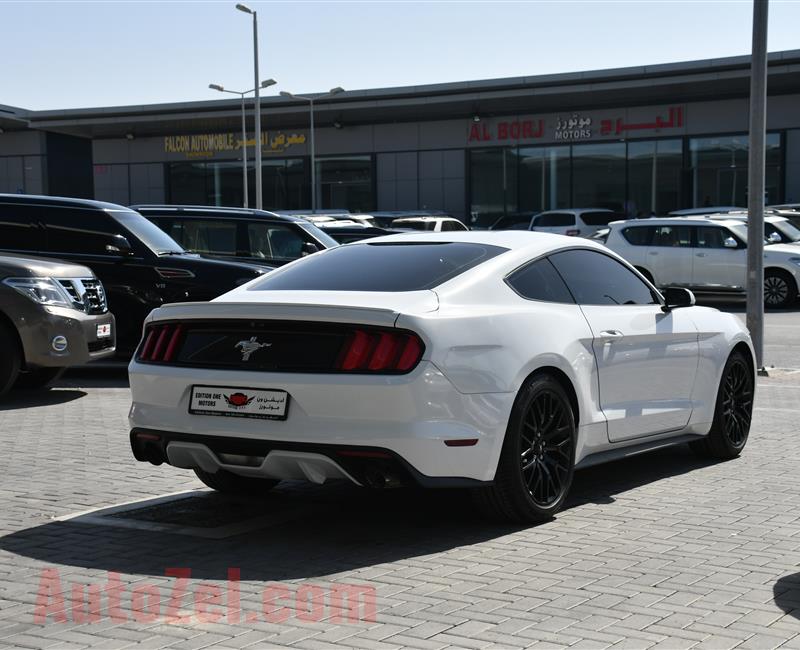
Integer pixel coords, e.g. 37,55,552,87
0,195,265,356
133,205,338,268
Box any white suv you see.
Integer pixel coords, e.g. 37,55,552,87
604,217,800,307
529,208,621,238
391,216,468,232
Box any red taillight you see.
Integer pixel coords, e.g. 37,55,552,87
337,329,424,373
137,323,184,363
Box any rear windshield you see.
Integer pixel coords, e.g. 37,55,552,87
580,211,620,226
248,242,507,292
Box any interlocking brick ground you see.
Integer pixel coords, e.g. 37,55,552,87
0,310,799,649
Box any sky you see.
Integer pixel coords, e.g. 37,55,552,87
2,1,800,111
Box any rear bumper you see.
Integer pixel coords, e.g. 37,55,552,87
127,360,516,482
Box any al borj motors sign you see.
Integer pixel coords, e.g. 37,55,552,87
467,106,685,145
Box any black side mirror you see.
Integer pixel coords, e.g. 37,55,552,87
105,234,134,257
662,287,696,312
301,242,320,256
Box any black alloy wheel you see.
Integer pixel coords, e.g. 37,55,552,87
690,350,753,459
764,270,796,308
719,354,753,449
473,373,576,523
520,389,573,508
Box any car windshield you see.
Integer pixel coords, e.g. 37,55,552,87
297,222,339,248
726,223,749,243
773,220,800,243
110,210,187,254
248,242,508,292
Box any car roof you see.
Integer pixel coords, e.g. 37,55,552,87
362,229,606,254
392,216,459,222
669,206,745,215
131,204,304,222
537,208,614,215
609,217,748,227
0,193,133,212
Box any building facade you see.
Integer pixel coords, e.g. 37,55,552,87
2,50,800,228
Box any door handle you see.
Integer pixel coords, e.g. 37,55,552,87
648,251,658,255
599,330,625,338
696,252,706,257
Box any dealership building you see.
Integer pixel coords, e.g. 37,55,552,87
1,50,799,227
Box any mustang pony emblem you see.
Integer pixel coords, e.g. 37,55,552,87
235,336,272,361
224,392,255,407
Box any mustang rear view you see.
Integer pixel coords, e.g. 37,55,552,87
128,231,755,522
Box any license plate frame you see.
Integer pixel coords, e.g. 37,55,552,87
189,385,290,421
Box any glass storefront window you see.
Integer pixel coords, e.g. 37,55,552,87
518,146,570,213
316,155,374,213
168,163,206,205
627,139,682,216
571,142,626,211
469,148,518,228
690,134,782,207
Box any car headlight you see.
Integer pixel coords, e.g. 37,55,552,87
2,277,76,308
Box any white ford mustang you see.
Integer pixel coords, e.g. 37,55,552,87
128,232,755,522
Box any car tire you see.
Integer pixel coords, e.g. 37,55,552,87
689,350,753,460
0,320,22,397
472,373,576,523
764,269,797,308
14,367,65,390
193,468,280,494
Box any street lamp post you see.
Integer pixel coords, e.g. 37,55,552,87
280,87,344,211
209,79,276,209
236,4,264,209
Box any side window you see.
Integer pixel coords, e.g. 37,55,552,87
621,226,655,246
506,258,574,304
580,211,617,226
42,208,119,256
549,249,659,306
537,213,575,227
651,225,692,248
167,219,238,255
247,222,306,260
0,204,42,253
441,220,466,232
695,226,730,249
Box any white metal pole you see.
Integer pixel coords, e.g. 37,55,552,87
746,0,768,371
240,94,248,208
252,11,262,210
310,98,316,212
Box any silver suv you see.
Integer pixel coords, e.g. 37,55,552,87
603,217,800,307
0,254,115,396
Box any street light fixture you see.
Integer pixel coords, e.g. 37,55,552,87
237,3,264,209
280,87,345,212
209,79,277,208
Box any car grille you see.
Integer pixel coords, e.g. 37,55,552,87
135,320,424,375
58,278,108,314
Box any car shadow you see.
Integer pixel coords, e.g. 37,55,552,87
0,444,720,582
0,388,87,411
58,365,130,389
774,572,800,619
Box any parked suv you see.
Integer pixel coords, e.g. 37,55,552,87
529,208,622,238
133,205,338,268
390,216,468,232
0,253,115,395
603,217,800,307
0,195,265,355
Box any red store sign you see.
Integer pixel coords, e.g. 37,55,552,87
467,106,685,144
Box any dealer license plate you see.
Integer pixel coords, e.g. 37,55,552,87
189,385,289,421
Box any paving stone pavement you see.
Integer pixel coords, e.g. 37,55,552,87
1,325,799,649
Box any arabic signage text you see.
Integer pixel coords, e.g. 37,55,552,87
164,132,307,159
